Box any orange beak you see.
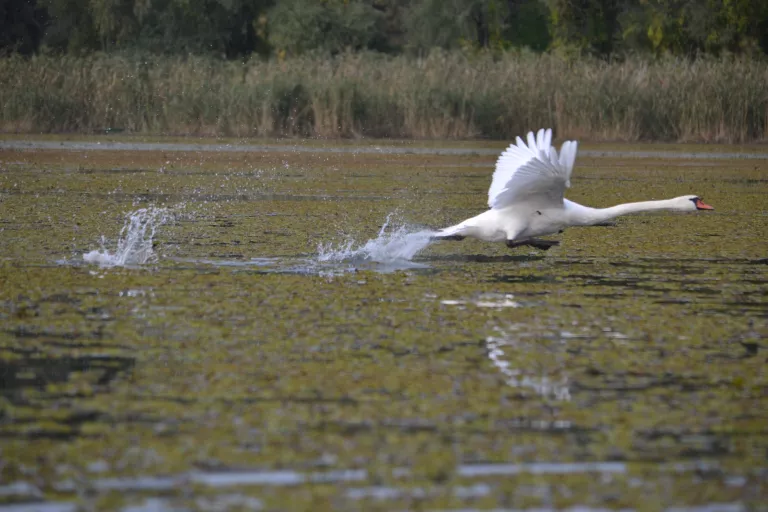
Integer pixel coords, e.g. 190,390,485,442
695,199,714,210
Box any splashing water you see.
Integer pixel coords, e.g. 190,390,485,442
83,207,172,267
317,215,436,265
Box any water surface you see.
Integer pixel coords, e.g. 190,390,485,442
0,139,765,511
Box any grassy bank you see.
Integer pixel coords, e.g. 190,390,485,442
1,52,767,142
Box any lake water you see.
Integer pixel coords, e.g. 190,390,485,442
0,138,765,511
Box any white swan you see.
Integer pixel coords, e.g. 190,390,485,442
435,128,714,250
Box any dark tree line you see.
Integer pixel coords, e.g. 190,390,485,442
2,0,767,57
1,0,47,54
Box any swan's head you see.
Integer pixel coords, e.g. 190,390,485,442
673,195,714,211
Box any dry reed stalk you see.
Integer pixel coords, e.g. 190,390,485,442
0,52,766,142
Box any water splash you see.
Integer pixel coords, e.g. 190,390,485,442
317,214,435,265
83,207,172,267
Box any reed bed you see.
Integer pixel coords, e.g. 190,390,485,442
1,52,766,142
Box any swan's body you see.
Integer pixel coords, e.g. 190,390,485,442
436,129,713,249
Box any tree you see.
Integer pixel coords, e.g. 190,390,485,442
504,0,551,51
548,0,620,56
132,0,273,57
37,0,272,56
1,0,48,54
37,0,99,53
404,0,551,52
550,0,768,57
6,0,767,57
268,0,383,55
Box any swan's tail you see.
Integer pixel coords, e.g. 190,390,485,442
432,223,468,241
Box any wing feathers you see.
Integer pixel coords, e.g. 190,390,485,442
487,128,579,209
558,140,578,184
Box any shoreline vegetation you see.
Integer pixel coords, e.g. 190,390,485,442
2,52,767,143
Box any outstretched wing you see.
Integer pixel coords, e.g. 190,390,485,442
487,128,578,210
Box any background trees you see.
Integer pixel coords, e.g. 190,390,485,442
1,0,766,57
403,0,550,52
268,0,383,55
548,0,768,56
6,0,274,56
1,0,48,54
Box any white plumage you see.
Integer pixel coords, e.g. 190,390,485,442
488,128,575,209
436,128,713,250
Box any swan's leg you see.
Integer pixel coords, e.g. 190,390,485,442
506,239,560,251
592,221,617,227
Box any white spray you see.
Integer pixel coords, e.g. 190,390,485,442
83,207,172,267
317,214,436,264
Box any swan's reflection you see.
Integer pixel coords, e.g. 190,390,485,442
485,327,571,401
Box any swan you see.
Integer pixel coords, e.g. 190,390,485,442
435,128,714,250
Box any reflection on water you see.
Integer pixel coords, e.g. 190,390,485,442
485,327,571,401
91,468,367,491
0,461,750,511
2,462,634,496
344,483,492,501
457,461,626,476
0,499,746,512
0,348,135,440
1,350,134,404
0,503,77,512
441,293,523,308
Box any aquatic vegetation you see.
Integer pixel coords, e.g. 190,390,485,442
0,140,765,510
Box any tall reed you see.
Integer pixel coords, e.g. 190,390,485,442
1,52,766,142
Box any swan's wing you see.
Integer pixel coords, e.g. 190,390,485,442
488,128,578,209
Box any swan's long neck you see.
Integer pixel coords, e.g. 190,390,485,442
568,199,684,226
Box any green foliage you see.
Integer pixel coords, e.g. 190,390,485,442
405,0,495,51
36,0,272,56
131,0,273,57
548,0,621,55
505,0,551,51
404,0,550,52
550,0,768,56
5,0,768,57
0,0,48,54
268,0,383,55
